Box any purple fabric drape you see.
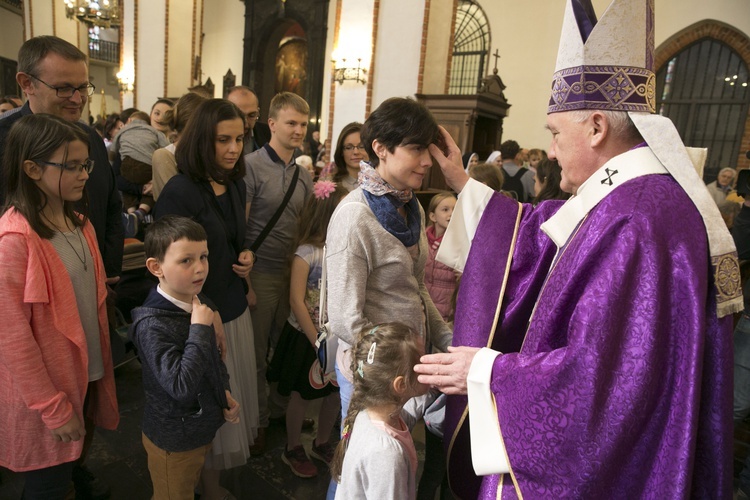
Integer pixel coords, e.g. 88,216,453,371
448,173,733,499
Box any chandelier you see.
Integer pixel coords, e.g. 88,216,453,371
64,0,120,28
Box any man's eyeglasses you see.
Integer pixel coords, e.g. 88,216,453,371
28,75,95,98
343,145,366,152
39,159,95,174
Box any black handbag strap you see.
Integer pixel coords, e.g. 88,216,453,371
249,165,300,253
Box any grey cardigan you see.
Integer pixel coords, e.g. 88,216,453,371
325,188,452,368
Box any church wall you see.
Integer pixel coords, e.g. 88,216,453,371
201,0,244,97
136,0,166,109
369,0,425,108
478,0,576,152
28,0,53,39
0,7,24,61
165,0,194,98
329,0,373,148
88,64,120,119
53,1,78,48
121,0,135,109
422,0,454,95
656,0,750,48
319,0,338,144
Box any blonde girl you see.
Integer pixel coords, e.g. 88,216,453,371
424,192,458,322
267,180,347,478
331,323,427,500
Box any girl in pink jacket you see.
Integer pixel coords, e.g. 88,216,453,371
0,114,119,499
424,192,459,323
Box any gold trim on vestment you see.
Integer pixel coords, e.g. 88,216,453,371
713,251,743,318
446,200,524,499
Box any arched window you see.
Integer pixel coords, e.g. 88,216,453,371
656,38,750,180
449,0,490,95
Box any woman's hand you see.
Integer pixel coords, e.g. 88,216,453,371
428,126,470,193
413,346,480,395
223,391,241,424
232,250,254,278
50,413,85,443
246,282,257,311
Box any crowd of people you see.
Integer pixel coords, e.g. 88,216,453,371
0,0,747,496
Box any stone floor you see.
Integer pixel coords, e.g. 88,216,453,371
0,357,428,500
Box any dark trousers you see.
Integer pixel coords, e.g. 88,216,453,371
21,461,75,500
417,429,453,500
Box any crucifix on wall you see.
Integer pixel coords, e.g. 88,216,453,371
492,49,501,75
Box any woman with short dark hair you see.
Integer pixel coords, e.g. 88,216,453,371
325,98,453,492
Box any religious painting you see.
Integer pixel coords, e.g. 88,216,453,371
275,37,308,99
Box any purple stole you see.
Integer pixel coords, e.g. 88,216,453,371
445,194,562,499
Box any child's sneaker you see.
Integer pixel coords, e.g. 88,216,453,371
310,440,335,467
281,445,318,478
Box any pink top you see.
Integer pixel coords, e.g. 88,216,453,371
0,209,119,472
370,413,418,479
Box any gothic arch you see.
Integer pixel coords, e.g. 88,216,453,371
655,20,750,168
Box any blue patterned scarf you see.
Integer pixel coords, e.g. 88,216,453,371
358,162,421,247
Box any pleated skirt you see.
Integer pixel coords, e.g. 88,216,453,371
203,308,259,470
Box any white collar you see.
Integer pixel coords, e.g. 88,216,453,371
540,147,667,248
157,285,193,313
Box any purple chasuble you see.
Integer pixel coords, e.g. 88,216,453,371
447,173,733,499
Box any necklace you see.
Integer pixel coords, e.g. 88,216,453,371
43,213,88,271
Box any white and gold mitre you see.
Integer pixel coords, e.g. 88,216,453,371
548,0,656,114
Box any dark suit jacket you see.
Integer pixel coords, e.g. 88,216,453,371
242,122,272,156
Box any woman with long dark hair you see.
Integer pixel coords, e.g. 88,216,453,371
154,98,258,499
331,121,368,191
533,158,570,203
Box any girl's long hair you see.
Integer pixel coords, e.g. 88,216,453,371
468,162,504,192
3,113,89,238
329,322,423,482
426,191,456,229
285,182,347,281
533,158,570,203
295,182,348,249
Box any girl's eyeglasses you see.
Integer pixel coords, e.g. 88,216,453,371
38,159,95,174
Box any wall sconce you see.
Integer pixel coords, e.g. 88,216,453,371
332,58,367,85
116,70,134,93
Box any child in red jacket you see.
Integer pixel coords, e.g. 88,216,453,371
424,192,459,323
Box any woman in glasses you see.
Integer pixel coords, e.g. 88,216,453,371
331,121,368,192
0,113,119,500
